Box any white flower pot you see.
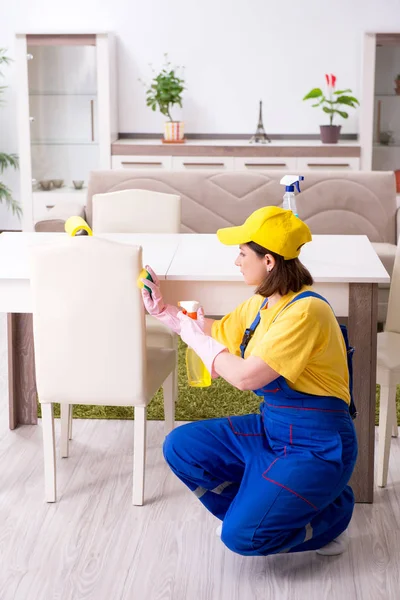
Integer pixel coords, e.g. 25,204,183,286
164,121,185,142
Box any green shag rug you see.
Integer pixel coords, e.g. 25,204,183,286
37,340,400,426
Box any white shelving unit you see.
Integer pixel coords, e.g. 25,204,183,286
16,32,118,231
360,32,400,173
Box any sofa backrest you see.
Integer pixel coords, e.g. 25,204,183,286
86,170,397,243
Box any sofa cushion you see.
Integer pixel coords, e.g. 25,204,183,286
84,170,397,243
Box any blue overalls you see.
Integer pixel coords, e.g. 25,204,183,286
163,291,358,556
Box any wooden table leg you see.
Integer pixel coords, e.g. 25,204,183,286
8,313,38,429
348,283,378,503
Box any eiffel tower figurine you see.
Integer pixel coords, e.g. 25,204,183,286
249,100,271,144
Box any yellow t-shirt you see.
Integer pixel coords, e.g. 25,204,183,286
211,286,350,404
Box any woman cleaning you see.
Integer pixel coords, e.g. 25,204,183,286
141,205,358,557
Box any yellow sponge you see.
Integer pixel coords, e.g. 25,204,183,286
137,268,153,295
65,216,93,237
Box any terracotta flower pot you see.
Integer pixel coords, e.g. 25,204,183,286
320,125,341,144
395,80,400,96
164,121,185,142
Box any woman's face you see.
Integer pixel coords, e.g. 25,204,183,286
235,244,275,286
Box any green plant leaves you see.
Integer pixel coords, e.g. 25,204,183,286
0,182,22,216
0,152,18,173
323,107,348,118
0,51,21,218
311,96,326,107
304,81,359,125
333,89,352,95
335,95,360,106
143,60,185,121
303,88,323,100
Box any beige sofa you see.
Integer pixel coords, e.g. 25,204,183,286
35,169,398,323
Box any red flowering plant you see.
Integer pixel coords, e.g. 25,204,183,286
303,74,359,125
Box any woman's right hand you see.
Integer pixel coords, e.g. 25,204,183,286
141,265,166,316
141,265,182,335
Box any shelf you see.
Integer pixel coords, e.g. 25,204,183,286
375,94,400,97
32,187,87,194
31,140,98,146
29,91,97,96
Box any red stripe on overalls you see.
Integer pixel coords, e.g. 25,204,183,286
227,416,264,436
262,457,318,510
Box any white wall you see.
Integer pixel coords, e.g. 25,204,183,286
1,0,400,229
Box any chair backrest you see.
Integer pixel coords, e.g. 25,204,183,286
92,189,181,233
385,238,400,333
30,237,147,405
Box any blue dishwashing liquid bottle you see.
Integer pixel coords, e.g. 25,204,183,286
280,175,304,217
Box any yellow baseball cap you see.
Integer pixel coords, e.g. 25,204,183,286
216,206,312,260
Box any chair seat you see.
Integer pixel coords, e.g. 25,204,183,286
377,331,400,373
146,347,176,400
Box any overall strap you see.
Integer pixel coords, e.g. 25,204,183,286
271,290,357,420
271,290,330,324
240,298,268,358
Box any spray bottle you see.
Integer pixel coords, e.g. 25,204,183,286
178,301,212,388
280,175,304,217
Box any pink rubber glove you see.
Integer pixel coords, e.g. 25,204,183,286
178,308,227,378
141,265,182,335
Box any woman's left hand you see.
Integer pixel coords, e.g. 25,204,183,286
178,308,227,376
178,306,206,344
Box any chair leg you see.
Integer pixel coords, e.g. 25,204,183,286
172,336,179,403
377,385,397,487
41,403,56,502
390,392,398,437
69,404,73,440
133,406,147,506
60,404,70,458
163,371,175,436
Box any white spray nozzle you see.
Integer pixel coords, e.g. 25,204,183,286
280,175,304,193
178,301,200,314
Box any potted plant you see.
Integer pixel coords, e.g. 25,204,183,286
395,74,400,95
303,74,360,144
141,54,185,143
0,49,21,217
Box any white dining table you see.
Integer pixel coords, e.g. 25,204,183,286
0,231,390,503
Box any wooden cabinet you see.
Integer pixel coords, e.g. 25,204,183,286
111,154,362,173
297,156,361,171
233,156,297,171
111,155,172,170
171,156,234,170
111,140,361,174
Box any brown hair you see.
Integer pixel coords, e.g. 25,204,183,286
246,241,314,297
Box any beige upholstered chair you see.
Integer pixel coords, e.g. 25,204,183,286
30,237,176,505
92,188,181,399
377,239,400,487
92,189,181,234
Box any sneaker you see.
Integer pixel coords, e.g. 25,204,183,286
215,524,222,538
316,530,349,556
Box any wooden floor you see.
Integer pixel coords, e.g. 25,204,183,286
0,314,400,600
